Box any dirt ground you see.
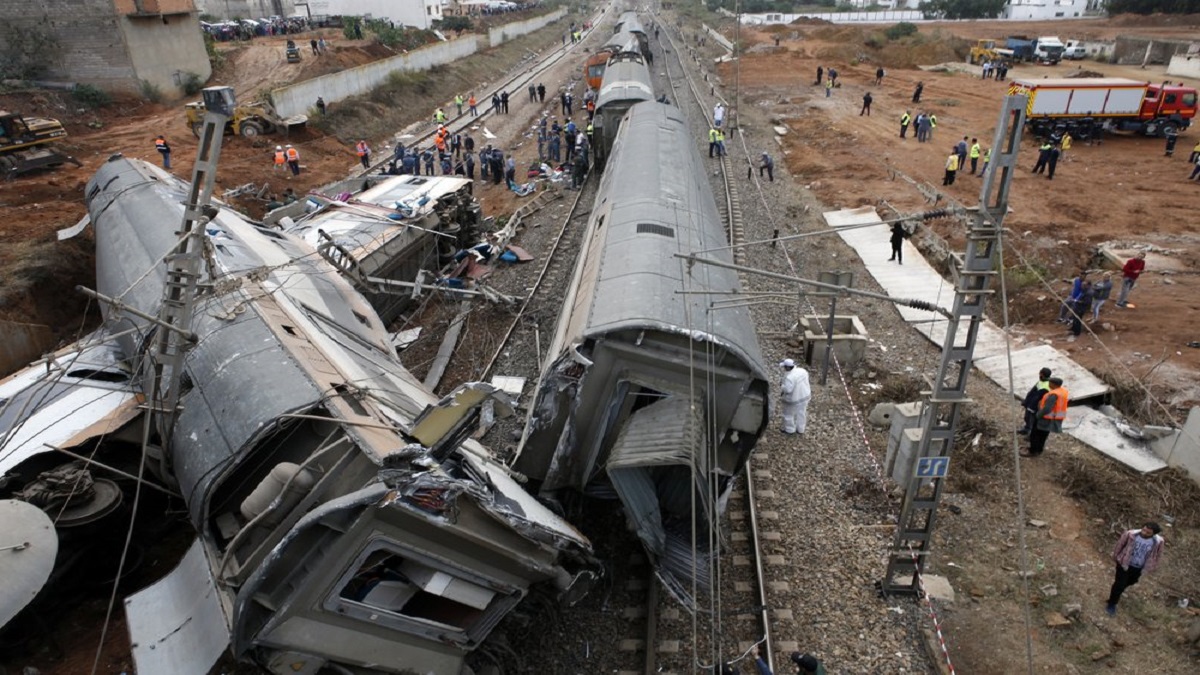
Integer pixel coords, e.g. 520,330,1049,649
720,13,1200,675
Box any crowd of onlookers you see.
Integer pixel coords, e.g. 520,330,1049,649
201,16,312,42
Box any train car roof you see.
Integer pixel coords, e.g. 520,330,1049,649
596,56,653,109
569,102,767,378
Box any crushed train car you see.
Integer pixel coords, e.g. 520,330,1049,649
0,156,597,675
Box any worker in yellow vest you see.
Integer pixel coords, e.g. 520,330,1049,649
899,111,911,138
1025,377,1068,456
434,108,447,124
979,147,991,176
968,138,982,174
355,140,371,169
273,145,286,172
708,126,720,158
943,149,959,186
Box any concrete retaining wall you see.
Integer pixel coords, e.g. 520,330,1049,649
1113,36,1194,66
1168,53,1200,80
270,8,566,118
194,0,298,20
270,36,479,117
123,13,213,97
0,320,54,378
488,8,565,48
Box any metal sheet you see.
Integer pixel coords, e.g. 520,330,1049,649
0,500,58,626
126,539,230,675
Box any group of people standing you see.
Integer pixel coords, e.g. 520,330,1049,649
942,136,990,186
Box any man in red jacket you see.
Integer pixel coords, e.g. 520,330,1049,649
1106,521,1165,615
1114,251,1146,308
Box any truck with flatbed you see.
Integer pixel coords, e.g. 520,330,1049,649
1008,77,1198,139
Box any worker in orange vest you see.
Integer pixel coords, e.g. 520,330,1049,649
273,145,286,172
285,144,300,177
586,98,596,121
468,94,477,117
355,140,371,169
154,135,171,169
1024,377,1068,457
434,134,446,154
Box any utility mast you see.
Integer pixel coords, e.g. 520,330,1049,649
881,94,1028,594
146,86,236,444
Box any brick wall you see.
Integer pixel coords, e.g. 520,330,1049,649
4,0,138,86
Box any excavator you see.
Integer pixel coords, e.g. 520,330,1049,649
0,110,82,176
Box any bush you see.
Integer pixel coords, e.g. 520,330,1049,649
435,16,473,34
0,20,59,80
204,33,224,69
180,71,205,96
884,22,918,41
72,83,111,109
139,79,164,103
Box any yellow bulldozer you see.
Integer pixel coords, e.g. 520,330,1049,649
0,110,82,177
184,100,307,139
968,39,1014,65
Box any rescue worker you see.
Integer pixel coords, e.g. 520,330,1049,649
154,135,171,169
899,110,911,138
979,147,991,176
943,148,959,186
779,358,812,435
1032,140,1053,174
927,113,937,140
1017,367,1052,436
434,107,447,124
968,138,982,174
716,128,726,157
455,93,464,117
285,144,300,177
759,152,774,182
586,98,596,121
585,121,594,148
273,145,286,172
1024,377,1067,457
468,94,478,116
355,139,371,170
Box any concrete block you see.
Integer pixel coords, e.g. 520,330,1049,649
868,402,897,427
890,427,923,485
623,607,646,620
772,608,794,621
661,608,681,621
800,315,869,371
757,489,775,499
618,639,644,652
885,402,925,475
657,641,681,654
768,581,791,593
922,574,955,603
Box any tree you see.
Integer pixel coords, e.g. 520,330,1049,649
919,0,1007,19
1107,0,1200,14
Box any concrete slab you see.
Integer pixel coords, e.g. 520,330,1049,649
1065,407,1167,474
975,343,1110,402
922,574,956,603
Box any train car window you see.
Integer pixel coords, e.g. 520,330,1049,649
636,223,675,238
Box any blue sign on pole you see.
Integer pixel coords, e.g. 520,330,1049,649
915,456,950,479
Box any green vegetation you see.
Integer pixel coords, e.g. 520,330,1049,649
71,84,112,109
139,79,164,103
918,0,1007,19
434,16,474,35
204,33,225,70
884,22,918,41
1107,0,1200,15
180,71,205,96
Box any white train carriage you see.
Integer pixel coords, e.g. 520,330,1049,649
593,49,654,167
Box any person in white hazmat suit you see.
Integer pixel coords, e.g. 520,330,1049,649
779,358,812,434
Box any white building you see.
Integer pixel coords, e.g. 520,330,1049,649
308,0,443,28
1003,0,1087,20
195,0,299,19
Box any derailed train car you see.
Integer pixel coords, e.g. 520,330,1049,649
0,157,598,674
593,49,654,167
514,102,770,608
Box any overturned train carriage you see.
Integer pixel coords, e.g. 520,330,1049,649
515,102,769,608
0,157,598,675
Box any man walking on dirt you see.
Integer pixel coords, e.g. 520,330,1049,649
1023,377,1067,457
285,144,300,177
815,66,823,87
943,148,959,186
875,66,885,86
779,358,811,435
1017,367,1052,436
355,140,371,170
537,83,546,103
1106,522,1165,615
899,110,911,138
860,92,872,116
154,135,171,169
912,81,924,104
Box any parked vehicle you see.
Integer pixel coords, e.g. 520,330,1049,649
968,39,1015,65
0,110,82,176
183,100,307,139
1063,40,1087,60
1005,36,1063,64
1009,77,1198,138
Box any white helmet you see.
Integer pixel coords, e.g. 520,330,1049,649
276,145,283,150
